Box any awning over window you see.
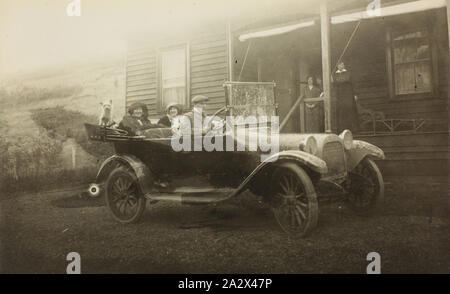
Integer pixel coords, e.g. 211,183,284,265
238,0,447,42
238,20,315,42
331,0,446,24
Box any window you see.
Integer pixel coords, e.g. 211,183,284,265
391,29,432,95
160,46,187,109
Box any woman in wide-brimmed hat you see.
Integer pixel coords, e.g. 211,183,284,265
157,102,182,127
118,102,154,135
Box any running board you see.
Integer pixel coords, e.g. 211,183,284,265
145,187,235,204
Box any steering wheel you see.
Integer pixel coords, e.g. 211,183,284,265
210,106,228,120
205,106,231,135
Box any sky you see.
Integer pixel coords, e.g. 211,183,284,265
0,0,243,75
0,0,350,76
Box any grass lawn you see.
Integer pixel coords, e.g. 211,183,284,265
0,177,448,274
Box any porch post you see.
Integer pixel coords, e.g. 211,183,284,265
227,21,234,82
320,0,332,133
447,0,450,49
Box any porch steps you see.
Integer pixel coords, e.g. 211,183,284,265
355,131,448,177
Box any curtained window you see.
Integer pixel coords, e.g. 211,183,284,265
160,47,187,109
391,29,432,95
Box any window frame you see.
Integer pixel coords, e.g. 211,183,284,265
385,24,439,100
157,43,190,113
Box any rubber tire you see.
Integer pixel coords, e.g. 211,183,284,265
347,157,384,215
105,166,146,224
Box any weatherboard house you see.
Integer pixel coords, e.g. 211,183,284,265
123,0,449,177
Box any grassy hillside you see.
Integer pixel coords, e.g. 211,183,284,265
1,58,126,118
30,106,114,159
0,59,125,195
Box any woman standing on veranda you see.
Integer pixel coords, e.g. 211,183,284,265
332,61,359,133
302,76,324,133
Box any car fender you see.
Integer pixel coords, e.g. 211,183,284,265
96,154,154,194
263,150,328,174
346,140,385,171
229,150,327,198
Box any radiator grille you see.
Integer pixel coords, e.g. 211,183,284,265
322,141,346,176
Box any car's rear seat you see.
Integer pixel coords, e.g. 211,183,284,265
142,127,173,139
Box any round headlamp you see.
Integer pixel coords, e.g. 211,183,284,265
88,183,101,198
339,130,353,150
300,136,318,156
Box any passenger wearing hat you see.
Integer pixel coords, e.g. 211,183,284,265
158,102,182,127
118,102,154,135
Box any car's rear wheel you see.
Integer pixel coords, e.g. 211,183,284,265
269,163,318,236
105,166,146,223
347,157,384,214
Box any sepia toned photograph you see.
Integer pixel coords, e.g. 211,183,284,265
0,0,449,275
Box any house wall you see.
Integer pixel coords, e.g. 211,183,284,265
123,5,448,178
228,8,448,177
334,9,449,121
233,37,258,82
340,10,449,177
125,27,229,118
126,9,448,123
190,31,229,113
126,47,158,115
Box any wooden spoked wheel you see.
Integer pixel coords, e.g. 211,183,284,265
105,167,146,223
269,163,318,236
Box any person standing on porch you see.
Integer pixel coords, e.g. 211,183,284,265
302,76,324,133
332,61,359,133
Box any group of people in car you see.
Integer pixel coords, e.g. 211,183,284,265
117,94,211,136
110,60,358,136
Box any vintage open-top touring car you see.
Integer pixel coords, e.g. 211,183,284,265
85,82,385,236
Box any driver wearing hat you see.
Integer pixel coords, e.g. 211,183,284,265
172,95,211,135
186,95,208,121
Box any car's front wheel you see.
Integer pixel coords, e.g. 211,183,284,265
269,163,318,236
346,157,384,214
105,166,146,223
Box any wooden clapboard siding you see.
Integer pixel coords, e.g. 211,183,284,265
126,83,157,92
190,29,228,113
125,45,158,115
126,73,155,82
127,68,155,77
125,26,229,117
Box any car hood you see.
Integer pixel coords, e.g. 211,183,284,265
278,133,341,151
232,128,342,152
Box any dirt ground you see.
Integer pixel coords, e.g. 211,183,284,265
0,179,449,274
